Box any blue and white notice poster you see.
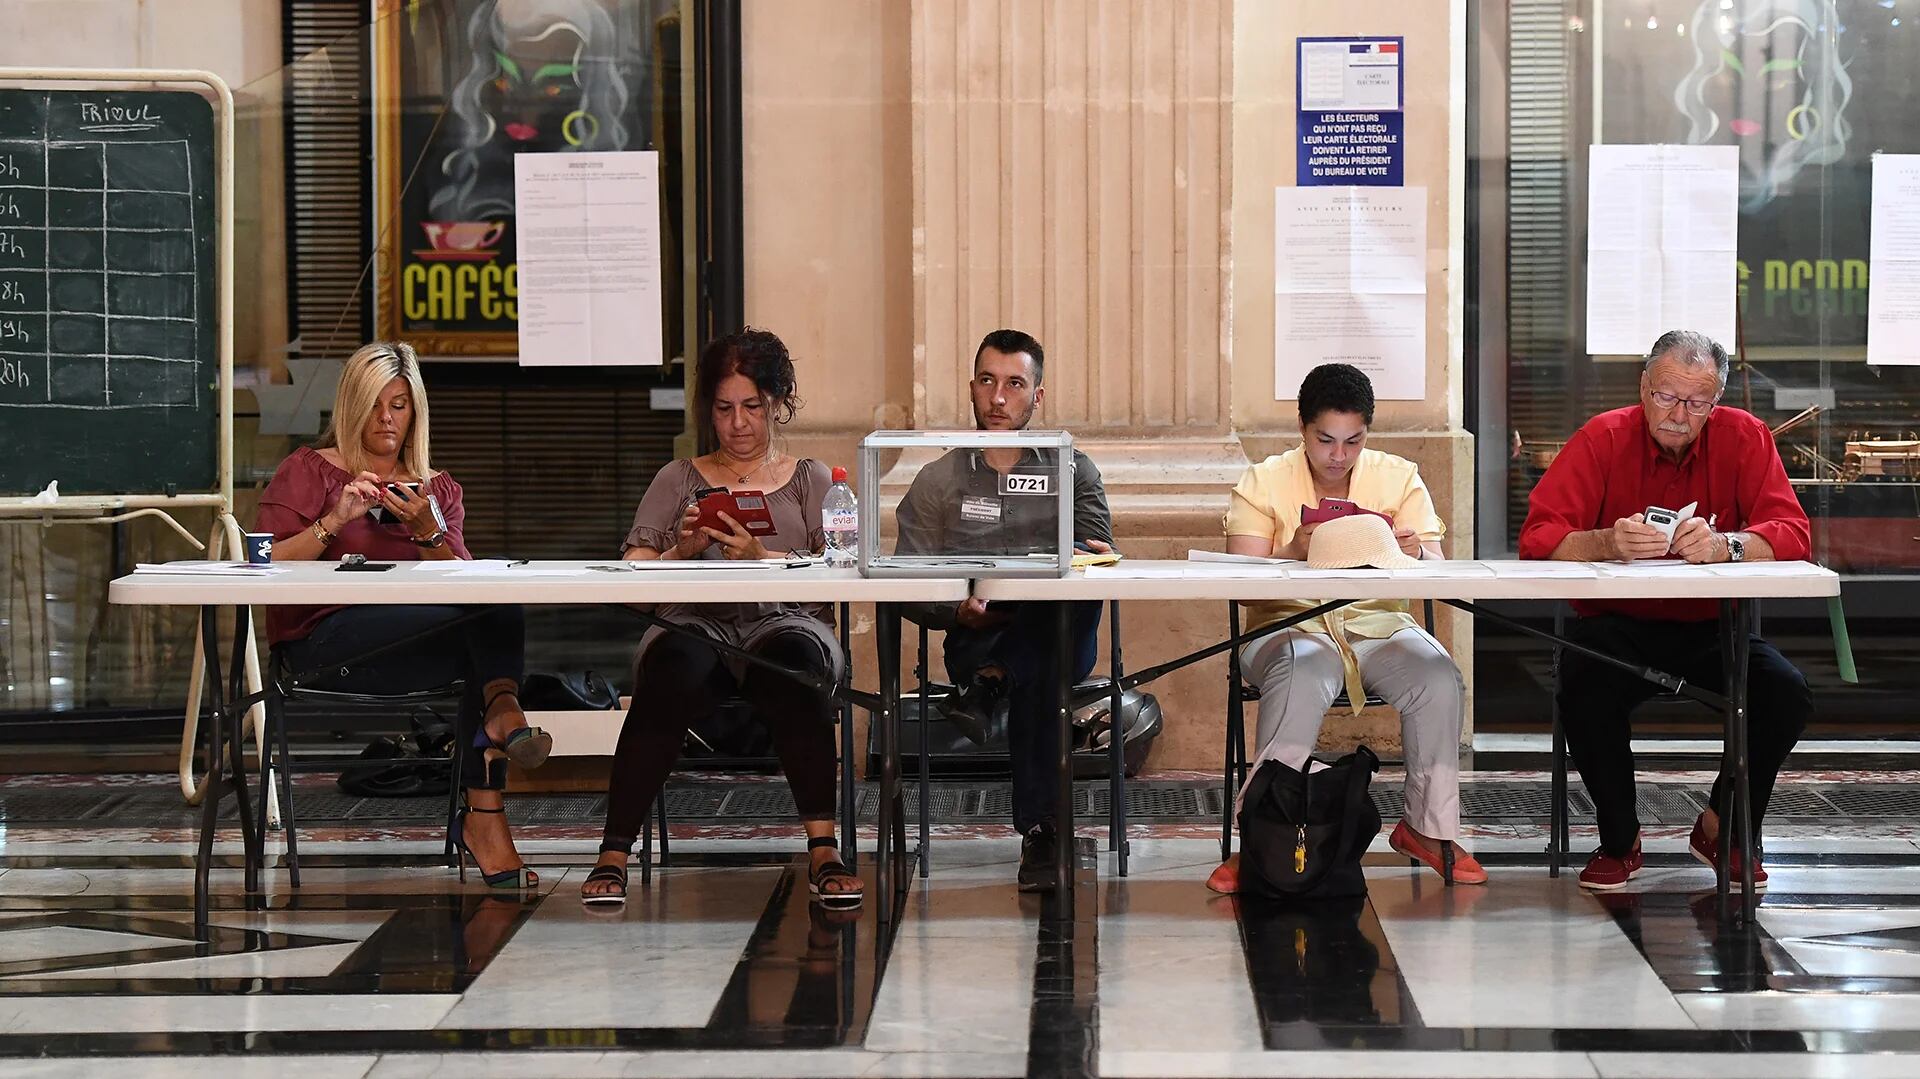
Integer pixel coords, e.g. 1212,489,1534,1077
1296,37,1404,187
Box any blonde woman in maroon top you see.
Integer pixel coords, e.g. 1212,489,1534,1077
256,342,548,890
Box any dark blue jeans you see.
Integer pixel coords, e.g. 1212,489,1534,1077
944,601,1103,833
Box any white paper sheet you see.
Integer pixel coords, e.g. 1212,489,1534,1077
1284,566,1394,579
1482,561,1601,578
445,561,591,578
134,561,286,576
1181,563,1291,579
1275,186,1427,400
1585,145,1738,355
1389,561,1497,578
1704,562,1828,577
513,151,664,367
1083,565,1191,580
1868,154,1920,366
1187,550,1296,565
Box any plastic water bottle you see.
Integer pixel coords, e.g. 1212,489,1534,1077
821,466,859,567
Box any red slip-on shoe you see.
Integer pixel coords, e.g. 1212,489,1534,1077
1206,855,1239,894
1689,813,1769,891
1578,842,1644,890
1388,820,1489,885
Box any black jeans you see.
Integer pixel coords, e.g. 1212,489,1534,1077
944,601,1103,833
279,604,527,790
1556,613,1812,857
601,628,838,855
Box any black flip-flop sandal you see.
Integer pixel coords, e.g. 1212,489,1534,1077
807,836,864,911
581,863,628,908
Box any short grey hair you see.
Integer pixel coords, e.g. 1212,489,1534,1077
1645,329,1729,389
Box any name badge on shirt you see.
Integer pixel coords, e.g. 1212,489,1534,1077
1000,472,1051,496
960,496,1003,523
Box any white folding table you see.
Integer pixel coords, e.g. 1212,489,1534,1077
109,561,969,930
974,559,1843,925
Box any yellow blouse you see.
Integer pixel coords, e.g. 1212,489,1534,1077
1223,446,1445,711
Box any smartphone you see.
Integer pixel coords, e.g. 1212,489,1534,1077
370,481,423,524
694,488,778,535
336,561,396,571
1300,498,1394,527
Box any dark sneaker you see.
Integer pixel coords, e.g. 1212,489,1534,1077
1017,823,1059,892
1689,813,1768,890
943,672,1005,747
1578,842,1644,890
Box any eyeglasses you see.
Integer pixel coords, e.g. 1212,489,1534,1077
1649,390,1718,417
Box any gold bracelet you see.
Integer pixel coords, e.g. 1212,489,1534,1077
310,520,335,545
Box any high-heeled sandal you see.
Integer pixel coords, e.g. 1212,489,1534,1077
450,804,539,890
478,686,552,770
581,862,629,908
807,836,864,911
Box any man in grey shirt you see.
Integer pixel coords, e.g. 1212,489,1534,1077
896,329,1113,892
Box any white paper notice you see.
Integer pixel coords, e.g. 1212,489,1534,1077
513,151,664,367
1275,186,1427,400
1868,154,1920,366
1585,145,1738,355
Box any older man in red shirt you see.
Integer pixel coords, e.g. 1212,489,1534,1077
1519,329,1812,891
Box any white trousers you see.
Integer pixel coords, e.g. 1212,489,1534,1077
1237,626,1465,840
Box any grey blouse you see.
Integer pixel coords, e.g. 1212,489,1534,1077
622,457,841,675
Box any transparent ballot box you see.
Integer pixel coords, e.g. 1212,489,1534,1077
858,430,1077,578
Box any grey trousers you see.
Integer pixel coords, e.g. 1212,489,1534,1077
1238,626,1465,840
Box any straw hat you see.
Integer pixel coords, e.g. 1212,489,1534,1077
1306,513,1422,570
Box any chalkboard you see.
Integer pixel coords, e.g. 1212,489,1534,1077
0,88,217,495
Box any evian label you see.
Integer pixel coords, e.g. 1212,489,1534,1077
823,508,858,531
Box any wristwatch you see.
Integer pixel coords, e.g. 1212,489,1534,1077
1725,533,1746,563
411,494,449,548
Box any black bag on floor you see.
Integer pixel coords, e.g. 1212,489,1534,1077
336,713,454,798
1237,745,1381,901
520,670,619,711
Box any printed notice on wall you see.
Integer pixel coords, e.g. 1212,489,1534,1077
1274,186,1427,401
1296,37,1404,187
512,150,663,366
1584,144,1738,357
1868,154,1920,366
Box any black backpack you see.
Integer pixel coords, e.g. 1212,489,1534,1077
1237,745,1382,901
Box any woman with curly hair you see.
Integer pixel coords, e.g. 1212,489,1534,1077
581,328,861,912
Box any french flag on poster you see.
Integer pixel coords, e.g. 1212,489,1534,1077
1350,41,1399,56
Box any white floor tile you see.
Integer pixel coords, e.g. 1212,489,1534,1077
1369,871,1695,1030
436,867,775,1030
7,941,363,981
0,994,459,1034
1592,1052,1920,1078
862,935,1033,1054
366,1049,1026,1078
1099,891,1264,1054
2,1057,378,1079
0,925,180,963
1101,1049,1600,1077
1680,992,1920,1030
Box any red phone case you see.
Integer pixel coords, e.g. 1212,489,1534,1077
695,490,778,535
1299,498,1395,527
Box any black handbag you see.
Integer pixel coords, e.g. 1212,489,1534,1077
1237,745,1382,901
520,670,620,711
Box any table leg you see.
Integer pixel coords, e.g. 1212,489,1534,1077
839,607,857,868
194,605,226,935
917,621,931,878
1108,599,1127,877
1714,598,1741,921
1055,601,1075,924
226,605,261,896
875,602,903,924
1731,599,1757,924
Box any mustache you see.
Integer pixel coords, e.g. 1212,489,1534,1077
1657,424,1692,435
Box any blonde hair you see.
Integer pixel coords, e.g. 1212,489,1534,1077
319,342,435,479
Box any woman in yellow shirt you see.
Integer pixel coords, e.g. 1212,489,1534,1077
1210,364,1485,891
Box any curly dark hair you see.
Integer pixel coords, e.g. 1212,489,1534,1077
1296,363,1375,427
694,328,803,442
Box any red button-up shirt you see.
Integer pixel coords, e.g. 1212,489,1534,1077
1517,405,1810,622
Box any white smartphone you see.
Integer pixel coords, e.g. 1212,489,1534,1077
1643,500,1697,550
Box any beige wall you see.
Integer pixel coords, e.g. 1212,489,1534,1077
751,0,1473,771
